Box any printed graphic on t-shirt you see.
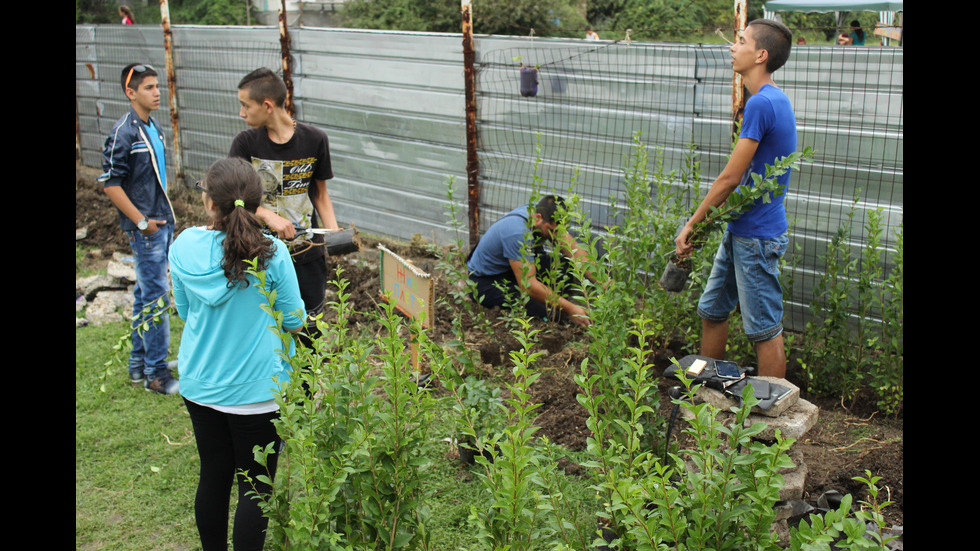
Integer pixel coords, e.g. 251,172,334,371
249,156,318,228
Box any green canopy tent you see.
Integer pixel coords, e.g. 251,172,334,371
763,0,903,44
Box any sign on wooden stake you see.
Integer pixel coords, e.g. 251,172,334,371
378,245,435,371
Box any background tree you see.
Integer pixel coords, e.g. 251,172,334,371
341,0,461,33
343,0,588,37
76,0,253,25
598,0,765,42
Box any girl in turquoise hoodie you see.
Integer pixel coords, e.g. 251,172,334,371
169,157,305,550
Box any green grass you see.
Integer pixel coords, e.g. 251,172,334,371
76,319,201,550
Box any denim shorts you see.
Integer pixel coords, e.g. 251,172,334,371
697,230,789,342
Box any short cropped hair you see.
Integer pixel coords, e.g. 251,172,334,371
534,195,566,224
747,19,793,74
237,67,288,107
120,63,158,93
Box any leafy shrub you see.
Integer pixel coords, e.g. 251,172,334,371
798,192,904,415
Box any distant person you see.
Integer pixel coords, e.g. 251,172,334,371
119,5,135,25
229,68,340,346
170,157,305,551
99,63,178,395
797,37,806,45
837,32,852,45
585,25,599,41
466,195,595,327
674,19,797,379
849,20,865,45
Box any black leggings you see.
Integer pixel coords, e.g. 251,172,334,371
184,399,282,551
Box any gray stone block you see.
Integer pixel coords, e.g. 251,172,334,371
693,376,800,418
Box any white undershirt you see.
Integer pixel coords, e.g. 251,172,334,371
186,398,279,415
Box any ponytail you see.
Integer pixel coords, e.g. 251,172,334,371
202,158,276,288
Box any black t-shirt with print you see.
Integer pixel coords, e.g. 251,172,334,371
229,122,334,264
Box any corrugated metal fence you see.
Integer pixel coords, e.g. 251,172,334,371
76,24,902,332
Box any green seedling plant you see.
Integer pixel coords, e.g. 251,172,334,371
351,295,442,551
579,349,796,550
427,175,488,376
448,375,506,461
574,315,665,544
669,146,814,266
536,167,581,321
247,264,374,550
246,263,446,550
100,291,172,392
799,191,903,415
569,135,703,455
468,316,565,550
496,138,564,330
873,216,903,415
672,373,794,549
789,470,897,550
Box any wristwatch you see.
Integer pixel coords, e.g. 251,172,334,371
137,217,149,231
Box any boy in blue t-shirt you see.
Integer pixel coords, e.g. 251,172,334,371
467,195,592,326
674,19,797,378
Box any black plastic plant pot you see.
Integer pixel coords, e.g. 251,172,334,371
659,257,691,293
458,437,497,465
520,67,538,97
596,523,618,551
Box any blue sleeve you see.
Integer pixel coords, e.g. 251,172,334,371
100,122,132,187
270,240,306,329
168,245,188,321
739,94,774,144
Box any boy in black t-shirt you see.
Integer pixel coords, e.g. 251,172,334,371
229,68,341,327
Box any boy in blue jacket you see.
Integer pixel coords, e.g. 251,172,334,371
99,63,178,395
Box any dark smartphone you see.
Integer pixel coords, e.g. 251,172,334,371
715,360,741,379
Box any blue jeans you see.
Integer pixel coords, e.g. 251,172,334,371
127,225,173,378
697,230,788,342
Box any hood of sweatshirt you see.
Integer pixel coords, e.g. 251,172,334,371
169,227,239,308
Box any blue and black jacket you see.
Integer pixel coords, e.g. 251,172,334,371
98,107,175,232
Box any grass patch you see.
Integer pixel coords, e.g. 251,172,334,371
76,319,201,550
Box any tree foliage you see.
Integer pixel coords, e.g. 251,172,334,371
169,0,253,26
597,0,767,42
77,0,866,44
76,0,252,25
342,0,588,37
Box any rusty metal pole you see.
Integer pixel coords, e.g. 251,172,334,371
159,0,185,186
462,0,480,250
279,0,295,118
731,0,747,141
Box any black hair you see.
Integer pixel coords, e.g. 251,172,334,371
201,157,276,288
534,194,566,224
237,67,288,107
747,19,793,74
120,63,158,93
850,20,865,41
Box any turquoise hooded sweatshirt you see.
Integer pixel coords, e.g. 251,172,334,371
169,227,305,407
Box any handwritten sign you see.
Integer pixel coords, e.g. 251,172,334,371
378,244,434,328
